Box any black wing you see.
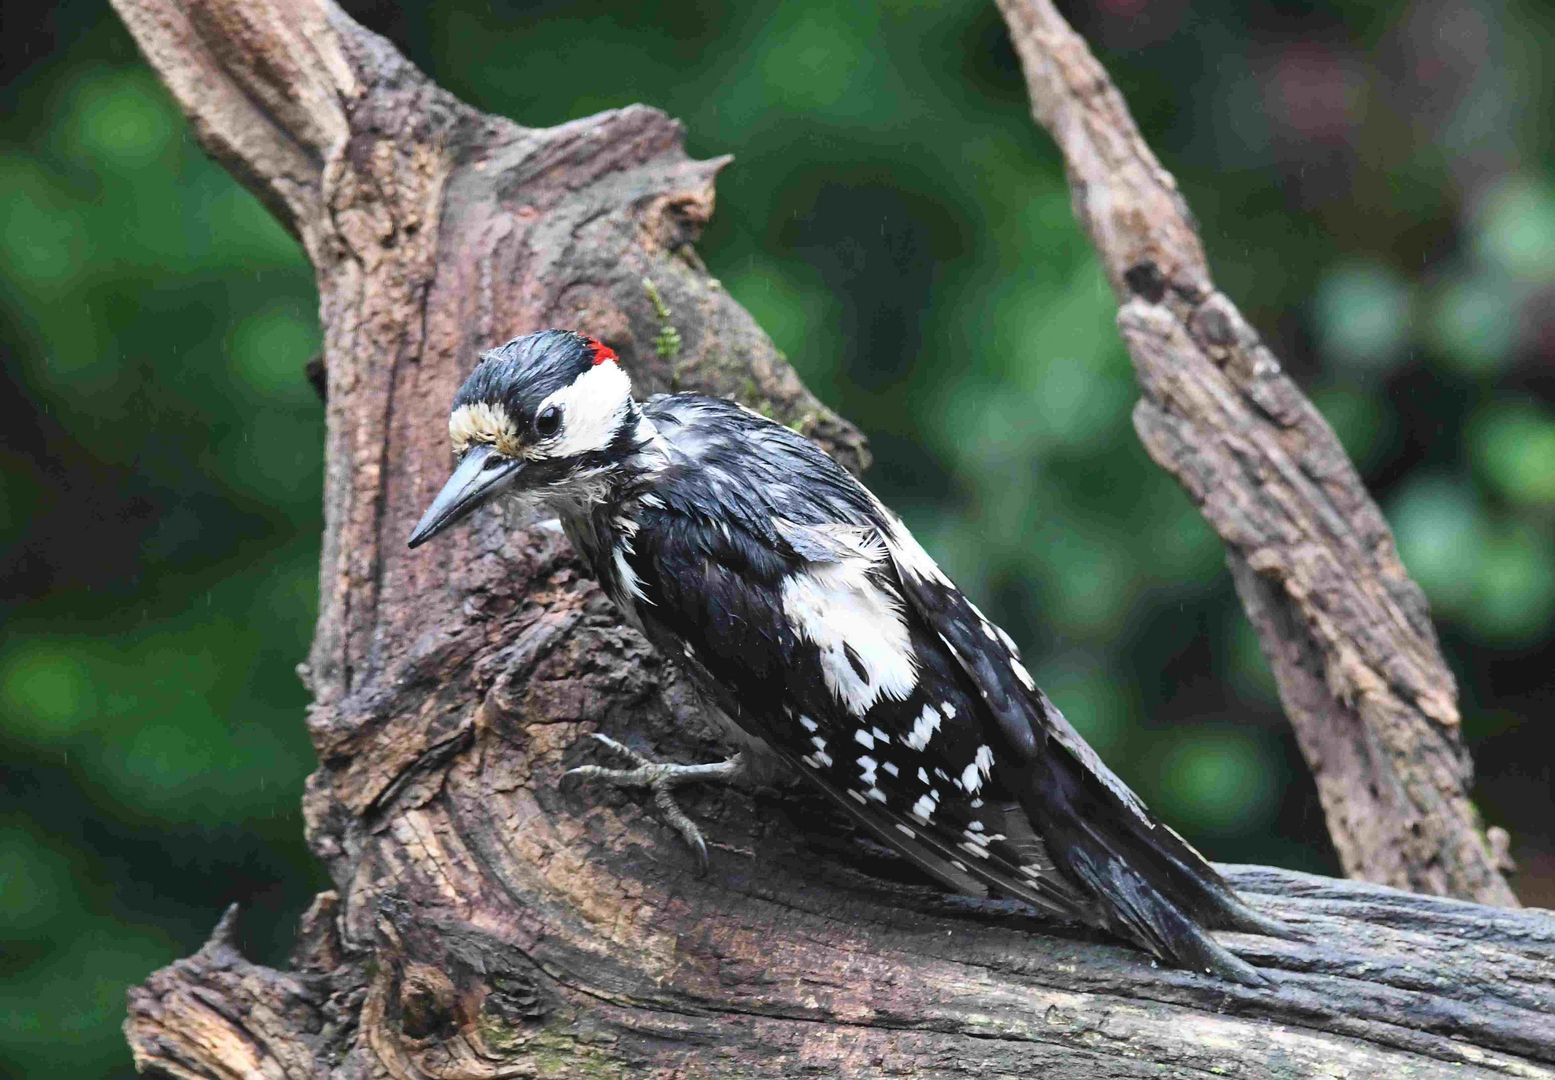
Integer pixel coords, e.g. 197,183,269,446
625,497,1089,920
624,399,1088,915
628,396,1284,981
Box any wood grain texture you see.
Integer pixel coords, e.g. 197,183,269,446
110,0,1548,1074
128,865,1555,1078
994,0,1516,907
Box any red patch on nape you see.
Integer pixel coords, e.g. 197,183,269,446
586,338,618,366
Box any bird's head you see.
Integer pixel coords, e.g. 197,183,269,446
407,330,640,548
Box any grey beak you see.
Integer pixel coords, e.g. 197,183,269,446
407,444,524,548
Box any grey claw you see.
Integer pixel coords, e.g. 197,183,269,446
654,783,710,875
559,764,596,792
588,732,646,764
563,735,643,790
562,737,744,873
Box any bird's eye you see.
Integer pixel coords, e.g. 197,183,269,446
534,405,562,438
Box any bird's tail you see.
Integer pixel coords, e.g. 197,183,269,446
1021,743,1292,985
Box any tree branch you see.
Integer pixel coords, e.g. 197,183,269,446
129,868,1555,1077
112,0,1549,1075
108,0,355,250
995,0,1516,907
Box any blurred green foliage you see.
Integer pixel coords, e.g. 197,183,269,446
4,2,1555,1075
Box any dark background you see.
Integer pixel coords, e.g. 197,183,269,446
3,1,1553,1075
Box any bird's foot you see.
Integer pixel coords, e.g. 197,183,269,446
563,733,745,873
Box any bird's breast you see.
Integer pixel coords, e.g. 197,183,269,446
553,505,649,630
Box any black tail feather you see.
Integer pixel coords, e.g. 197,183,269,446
1064,841,1269,985
1022,745,1288,984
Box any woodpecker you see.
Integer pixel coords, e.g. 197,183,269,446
409,329,1287,983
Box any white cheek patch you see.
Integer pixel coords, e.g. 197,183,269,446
537,360,634,459
781,556,919,716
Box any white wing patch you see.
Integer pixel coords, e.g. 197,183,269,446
905,702,943,751
781,556,918,716
1010,657,1037,691
879,512,953,587
911,792,937,825
959,744,995,794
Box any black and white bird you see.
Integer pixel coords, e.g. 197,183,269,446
408,329,1287,983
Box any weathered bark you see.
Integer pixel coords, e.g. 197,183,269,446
129,869,1555,1079
111,0,1551,1075
995,0,1517,907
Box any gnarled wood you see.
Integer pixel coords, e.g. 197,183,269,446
129,866,1555,1077
112,0,1547,1075
995,0,1516,907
